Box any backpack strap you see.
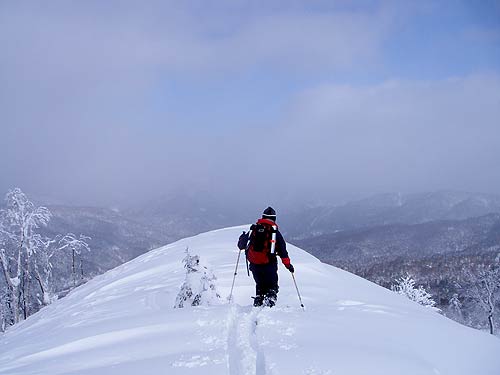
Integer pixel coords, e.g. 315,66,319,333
269,224,277,254
247,225,253,248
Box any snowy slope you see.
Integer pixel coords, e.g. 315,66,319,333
1,225,500,375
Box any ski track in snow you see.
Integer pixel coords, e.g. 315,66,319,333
227,304,267,375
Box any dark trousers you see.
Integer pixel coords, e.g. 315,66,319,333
250,262,279,306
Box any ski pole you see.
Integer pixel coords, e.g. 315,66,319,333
291,272,305,310
228,248,242,302
245,250,250,276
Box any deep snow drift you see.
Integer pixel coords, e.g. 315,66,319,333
1,225,499,375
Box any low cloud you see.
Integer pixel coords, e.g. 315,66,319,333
273,75,500,196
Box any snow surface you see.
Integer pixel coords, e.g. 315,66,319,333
1,225,500,375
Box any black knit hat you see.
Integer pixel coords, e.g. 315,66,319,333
262,206,276,221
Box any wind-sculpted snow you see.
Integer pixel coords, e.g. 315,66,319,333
1,225,499,374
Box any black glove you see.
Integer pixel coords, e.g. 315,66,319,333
287,264,294,273
238,231,249,250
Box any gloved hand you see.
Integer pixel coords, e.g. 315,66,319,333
287,263,295,273
238,231,249,250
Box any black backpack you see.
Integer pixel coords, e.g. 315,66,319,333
247,222,276,264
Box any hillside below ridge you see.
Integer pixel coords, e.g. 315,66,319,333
0,225,499,375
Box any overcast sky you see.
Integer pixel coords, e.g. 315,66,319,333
1,1,499,207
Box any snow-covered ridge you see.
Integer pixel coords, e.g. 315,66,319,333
1,225,499,375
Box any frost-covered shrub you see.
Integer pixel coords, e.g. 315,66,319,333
392,274,439,311
174,247,221,308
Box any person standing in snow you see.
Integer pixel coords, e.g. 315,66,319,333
238,207,294,307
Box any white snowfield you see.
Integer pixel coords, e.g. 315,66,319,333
1,225,500,375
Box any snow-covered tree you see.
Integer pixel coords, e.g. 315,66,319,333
0,188,51,322
0,285,8,332
58,234,91,287
0,211,11,330
174,247,221,308
0,188,92,329
447,293,463,323
31,237,61,306
392,274,439,310
466,265,500,335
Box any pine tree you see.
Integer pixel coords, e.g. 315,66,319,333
174,247,221,308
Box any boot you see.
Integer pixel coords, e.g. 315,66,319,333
253,295,264,307
263,291,277,307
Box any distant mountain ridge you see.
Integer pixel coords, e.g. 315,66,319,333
41,205,172,278
127,190,251,240
294,213,500,266
282,191,500,240
38,192,252,286
29,190,500,279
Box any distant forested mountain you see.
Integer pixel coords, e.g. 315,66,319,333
281,191,500,239
289,194,500,332
38,192,252,282
293,214,500,266
42,206,173,275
